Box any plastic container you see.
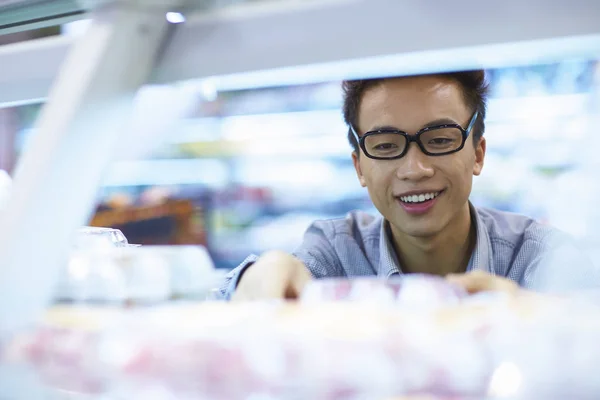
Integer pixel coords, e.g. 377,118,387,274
301,275,467,309
55,245,218,305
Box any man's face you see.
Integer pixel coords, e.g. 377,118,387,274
352,76,486,238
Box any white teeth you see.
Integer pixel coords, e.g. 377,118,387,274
400,191,440,203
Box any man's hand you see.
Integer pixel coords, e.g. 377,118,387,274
232,250,313,301
446,270,520,295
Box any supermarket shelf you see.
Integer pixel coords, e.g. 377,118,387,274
102,156,359,187
168,94,595,144
0,0,177,331
102,159,230,187
15,92,596,168
0,34,71,107
0,0,87,35
15,92,598,168
90,199,205,245
170,109,347,144
91,199,193,227
156,0,600,89
2,0,600,106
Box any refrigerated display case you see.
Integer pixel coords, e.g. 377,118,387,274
1,0,600,398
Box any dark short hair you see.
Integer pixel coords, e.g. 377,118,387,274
342,70,489,153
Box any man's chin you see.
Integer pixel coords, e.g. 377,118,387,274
391,219,442,239
404,227,441,239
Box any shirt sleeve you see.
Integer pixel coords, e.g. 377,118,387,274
218,254,259,301
218,219,345,300
292,220,345,279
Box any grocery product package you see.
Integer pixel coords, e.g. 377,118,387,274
55,245,222,304
2,276,600,399
73,227,131,250
52,226,225,304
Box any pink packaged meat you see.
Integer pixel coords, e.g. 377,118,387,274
301,275,468,308
2,276,600,399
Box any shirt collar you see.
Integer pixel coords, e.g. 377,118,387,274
466,202,494,275
377,220,401,277
377,202,493,277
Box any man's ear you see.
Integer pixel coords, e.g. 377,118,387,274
473,137,486,176
352,151,367,187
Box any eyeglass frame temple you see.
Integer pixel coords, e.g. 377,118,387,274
464,110,479,137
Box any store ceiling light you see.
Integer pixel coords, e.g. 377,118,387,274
166,12,185,24
199,78,217,101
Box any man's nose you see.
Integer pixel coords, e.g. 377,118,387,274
395,142,435,181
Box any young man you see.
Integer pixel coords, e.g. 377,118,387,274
221,70,599,300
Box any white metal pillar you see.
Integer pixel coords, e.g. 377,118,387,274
0,0,182,332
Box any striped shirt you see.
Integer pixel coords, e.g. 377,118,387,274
220,204,600,299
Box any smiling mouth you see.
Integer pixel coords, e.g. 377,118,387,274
398,191,442,204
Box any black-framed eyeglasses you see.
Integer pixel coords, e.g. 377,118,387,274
350,111,479,160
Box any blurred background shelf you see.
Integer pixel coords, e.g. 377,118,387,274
91,199,207,246
3,56,599,269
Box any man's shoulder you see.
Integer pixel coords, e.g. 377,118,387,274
475,206,558,247
309,210,383,239
475,206,600,292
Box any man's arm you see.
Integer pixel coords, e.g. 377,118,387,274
447,232,600,296
219,220,345,300
218,254,260,301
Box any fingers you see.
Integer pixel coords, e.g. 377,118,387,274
446,270,520,295
446,270,488,293
232,251,313,301
232,267,288,301
285,261,313,299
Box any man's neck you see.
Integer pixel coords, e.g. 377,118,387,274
389,203,476,276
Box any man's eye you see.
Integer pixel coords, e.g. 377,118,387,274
374,143,398,150
430,138,452,144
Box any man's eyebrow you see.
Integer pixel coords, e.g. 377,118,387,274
369,125,402,132
368,118,459,133
423,118,458,127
